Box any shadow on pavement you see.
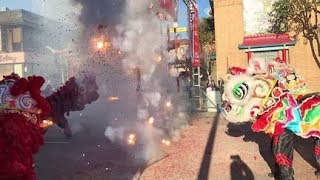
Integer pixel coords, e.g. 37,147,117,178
197,112,220,180
225,122,275,174
230,155,254,180
225,122,320,175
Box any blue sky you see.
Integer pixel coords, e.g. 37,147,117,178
177,0,210,38
0,0,210,38
0,0,32,11
0,0,210,18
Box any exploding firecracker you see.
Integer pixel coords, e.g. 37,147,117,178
93,34,111,51
161,139,171,146
96,40,105,49
148,116,155,125
108,96,120,101
40,120,53,128
128,133,137,145
165,101,172,108
157,55,162,62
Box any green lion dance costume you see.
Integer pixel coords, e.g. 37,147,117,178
222,58,320,180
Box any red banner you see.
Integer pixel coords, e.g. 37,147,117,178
192,7,200,67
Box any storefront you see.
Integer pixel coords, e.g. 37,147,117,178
0,52,26,77
0,51,67,88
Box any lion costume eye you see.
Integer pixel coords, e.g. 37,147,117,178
79,87,85,94
233,82,249,100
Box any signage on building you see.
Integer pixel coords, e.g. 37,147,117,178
0,53,25,64
0,54,17,63
163,27,188,34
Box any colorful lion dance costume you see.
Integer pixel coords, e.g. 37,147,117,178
222,58,320,179
0,73,99,179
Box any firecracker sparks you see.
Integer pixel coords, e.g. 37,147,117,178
96,40,104,49
165,101,171,107
161,139,171,146
148,116,155,125
40,120,53,128
128,133,136,145
108,96,120,101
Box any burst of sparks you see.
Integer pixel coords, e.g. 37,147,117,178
161,139,171,146
96,40,104,49
40,120,53,128
165,101,172,107
108,96,120,101
128,133,136,145
148,116,155,125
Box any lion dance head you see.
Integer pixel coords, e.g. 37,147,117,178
0,73,51,179
0,73,100,179
222,58,308,124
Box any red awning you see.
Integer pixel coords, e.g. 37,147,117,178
239,33,296,49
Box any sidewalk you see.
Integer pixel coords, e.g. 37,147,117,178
139,112,319,180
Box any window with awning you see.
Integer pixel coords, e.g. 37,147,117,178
239,33,295,63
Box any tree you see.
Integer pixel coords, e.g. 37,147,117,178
269,0,320,69
208,0,214,18
199,12,215,85
199,14,215,54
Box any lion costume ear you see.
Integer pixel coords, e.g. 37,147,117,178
27,76,51,116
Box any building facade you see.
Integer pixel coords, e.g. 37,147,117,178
0,8,68,87
213,0,320,91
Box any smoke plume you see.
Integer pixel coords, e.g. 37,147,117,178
34,0,191,163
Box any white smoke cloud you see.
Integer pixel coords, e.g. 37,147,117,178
33,0,192,164
104,126,125,143
100,0,193,162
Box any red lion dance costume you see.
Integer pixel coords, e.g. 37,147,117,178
0,73,99,180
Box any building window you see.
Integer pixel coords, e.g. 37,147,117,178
1,27,23,53
252,51,281,64
12,28,22,52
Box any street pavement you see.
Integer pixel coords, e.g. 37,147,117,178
35,112,320,180
140,112,320,180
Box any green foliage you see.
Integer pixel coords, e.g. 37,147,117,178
269,0,320,69
199,15,215,53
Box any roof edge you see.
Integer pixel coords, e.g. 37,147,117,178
238,41,296,50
